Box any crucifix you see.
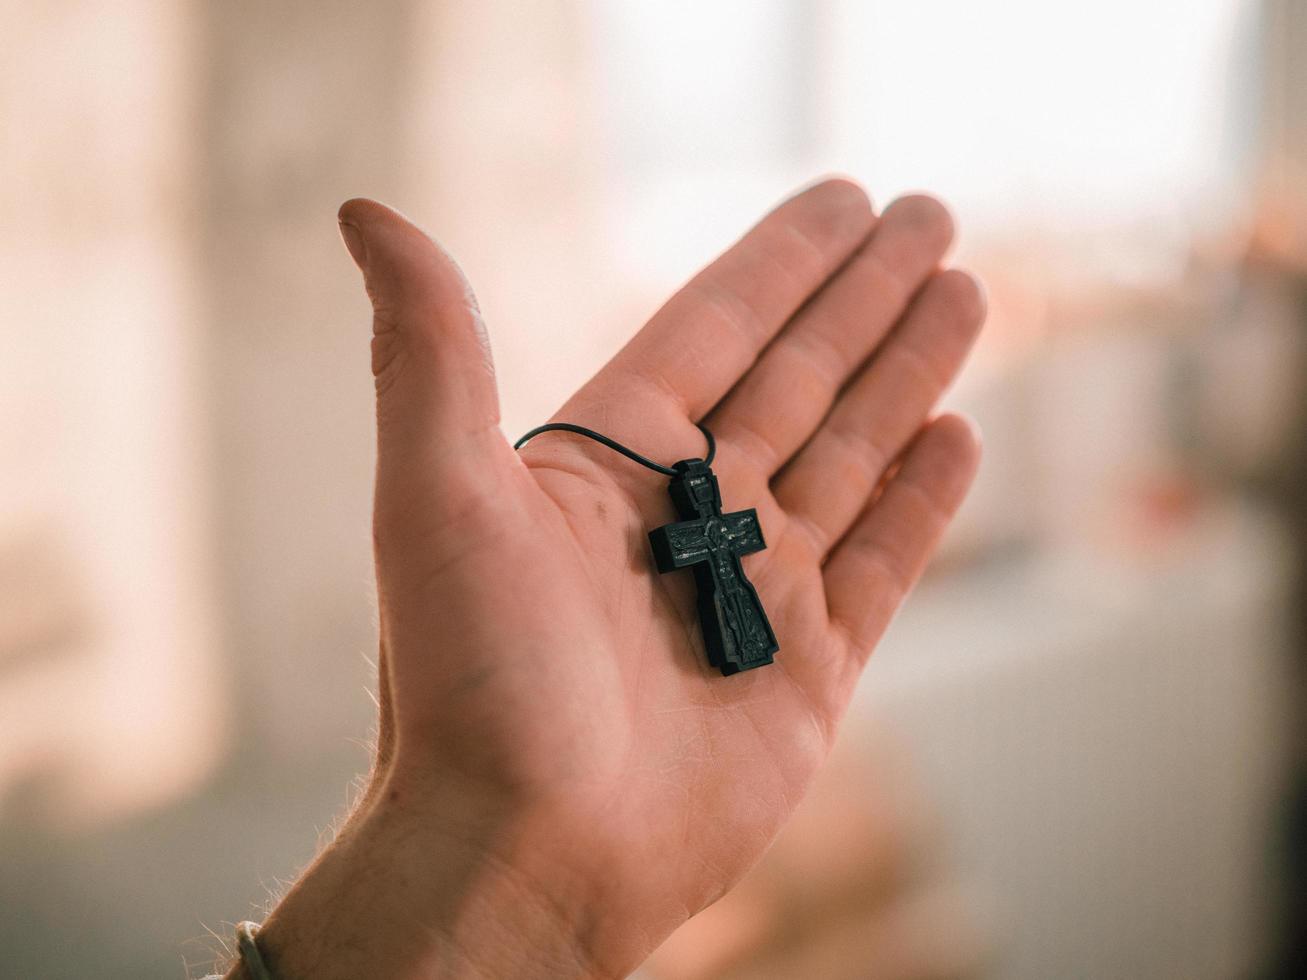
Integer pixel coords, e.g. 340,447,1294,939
649,457,779,675
513,421,778,677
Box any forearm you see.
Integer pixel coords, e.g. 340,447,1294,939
224,769,605,980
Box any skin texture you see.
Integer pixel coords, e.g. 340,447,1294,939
229,178,985,980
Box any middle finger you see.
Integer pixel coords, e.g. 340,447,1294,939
704,194,955,479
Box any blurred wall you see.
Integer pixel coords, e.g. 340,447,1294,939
0,3,415,975
0,0,223,826
199,0,408,766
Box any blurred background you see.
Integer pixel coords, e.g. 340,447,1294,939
1,1,1304,977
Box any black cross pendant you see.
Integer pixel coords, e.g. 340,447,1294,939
648,457,779,675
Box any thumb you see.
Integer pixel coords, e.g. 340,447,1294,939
336,199,513,536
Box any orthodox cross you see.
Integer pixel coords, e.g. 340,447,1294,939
649,458,778,675
514,422,778,676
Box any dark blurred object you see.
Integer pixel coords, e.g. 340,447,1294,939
1248,2,1307,974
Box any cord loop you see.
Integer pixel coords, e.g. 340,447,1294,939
514,422,715,476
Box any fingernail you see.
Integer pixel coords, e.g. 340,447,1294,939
338,220,367,271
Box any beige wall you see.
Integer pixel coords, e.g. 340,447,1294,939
0,0,222,825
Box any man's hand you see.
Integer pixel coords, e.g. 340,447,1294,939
241,179,984,979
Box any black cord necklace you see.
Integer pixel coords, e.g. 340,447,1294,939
515,422,778,676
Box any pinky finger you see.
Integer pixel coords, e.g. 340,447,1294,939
823,413,981,671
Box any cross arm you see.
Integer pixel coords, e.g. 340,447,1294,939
723,509,766,557
649,518,710,572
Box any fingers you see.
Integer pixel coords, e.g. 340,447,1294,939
707,195,955,478
337,199,517,536
822,414,981,665
580,178,875,422
775,268,985,557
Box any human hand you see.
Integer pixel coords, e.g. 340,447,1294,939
239,179,984,979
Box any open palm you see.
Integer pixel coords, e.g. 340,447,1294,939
337,179,983,978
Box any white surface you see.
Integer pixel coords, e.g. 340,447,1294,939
855,504,1294,979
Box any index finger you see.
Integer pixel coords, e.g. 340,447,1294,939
581,178,875,421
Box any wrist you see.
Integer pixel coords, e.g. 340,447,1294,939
228,767,605,980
